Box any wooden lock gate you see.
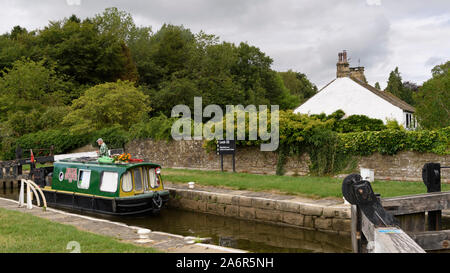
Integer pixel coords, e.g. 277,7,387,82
343,163,450,253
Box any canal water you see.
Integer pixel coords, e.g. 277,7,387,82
0,187,352,253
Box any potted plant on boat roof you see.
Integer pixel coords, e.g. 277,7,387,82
113,153,131,163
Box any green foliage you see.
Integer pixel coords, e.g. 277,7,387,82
37,17,137,85
279,70,318,104
128,114,177,141
62,80,151,133
0,59,74,139
385,119,403,130
338,127,449,156
310,110,386,133
374,82,381,90
2,129,90,160
0,58,72,112
413,62,450,129
333,115,386,133
90,125,129,149
431,61,450,77
385,67,414,105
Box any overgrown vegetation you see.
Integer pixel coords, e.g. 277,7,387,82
0,7,318,159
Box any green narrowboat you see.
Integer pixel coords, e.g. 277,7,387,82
39,158,170,216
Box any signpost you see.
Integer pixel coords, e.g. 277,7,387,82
217,140,236,172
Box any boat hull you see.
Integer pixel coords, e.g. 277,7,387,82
41,189,170,216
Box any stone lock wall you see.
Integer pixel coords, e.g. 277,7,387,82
165,184,352,234
126,139,450,182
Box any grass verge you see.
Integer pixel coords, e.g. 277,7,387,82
161,168,450,199
0,208,160,253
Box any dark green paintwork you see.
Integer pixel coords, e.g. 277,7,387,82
51,160,162,198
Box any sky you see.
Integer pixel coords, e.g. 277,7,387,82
0,0,449,89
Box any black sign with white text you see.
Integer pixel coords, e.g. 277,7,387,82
216,140,236,155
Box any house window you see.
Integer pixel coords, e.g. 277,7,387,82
78,169,91,189
100,172,118,193
404,112,416,130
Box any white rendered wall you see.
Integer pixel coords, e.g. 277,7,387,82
293,77,404,124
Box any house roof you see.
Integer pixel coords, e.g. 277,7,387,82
348,77,415,113
312,77,415,113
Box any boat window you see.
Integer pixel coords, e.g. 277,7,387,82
78,170,91,189
122,171,133,192
142,167,149,191
134,168,143,191
148,168,159,188
100,172,118,193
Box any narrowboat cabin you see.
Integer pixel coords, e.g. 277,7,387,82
39,158,170,216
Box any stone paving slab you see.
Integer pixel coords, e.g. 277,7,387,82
0,197,247,253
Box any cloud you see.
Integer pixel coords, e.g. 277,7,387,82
366,0,381,6
0,0,449,90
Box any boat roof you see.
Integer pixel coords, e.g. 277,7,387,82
56,157,161,169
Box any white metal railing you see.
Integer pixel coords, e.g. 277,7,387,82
18,179,47,210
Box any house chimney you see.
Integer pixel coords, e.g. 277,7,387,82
336,50,350,78
350,66,367,83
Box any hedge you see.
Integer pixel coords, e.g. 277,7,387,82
2,129,90,160
338,127,450,156
2,126,130,160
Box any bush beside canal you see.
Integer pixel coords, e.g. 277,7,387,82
0,208,159,253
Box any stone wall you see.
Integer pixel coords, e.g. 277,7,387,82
125,139,450,182
126,139,310,175
358,151,450,182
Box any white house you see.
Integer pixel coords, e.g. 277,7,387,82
294,51,416,129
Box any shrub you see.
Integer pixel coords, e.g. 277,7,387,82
128,114,177,142
337,126,449,156
334,115,386,133
3,129,91,159
91,125,130,149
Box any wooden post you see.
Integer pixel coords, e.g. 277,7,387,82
15,146,23,175
361,212,425,253
351,205,365,253
396,212,426,232
232,153,236,173
422,163,442,231
428,211,442,231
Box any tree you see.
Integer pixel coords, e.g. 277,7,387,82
0,28,38,71
0,59,71,114
385,67,414,105
431,61,450,77
413,62,450,129
9,26,28,40
279,70,317,103
0,59,74,137
402,81,419,105
374,82,381,90
385,67,403,96
37,17,137,85
94,7,137,42
62,80,151,133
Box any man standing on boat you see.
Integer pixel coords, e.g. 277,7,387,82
96,138,109,157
